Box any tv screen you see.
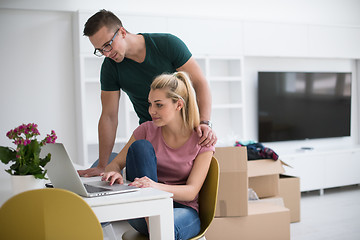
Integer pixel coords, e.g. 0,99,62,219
258,72,351,142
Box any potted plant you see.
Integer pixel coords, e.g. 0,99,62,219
0,123,57,194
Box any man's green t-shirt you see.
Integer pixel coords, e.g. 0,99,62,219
100,33,192,124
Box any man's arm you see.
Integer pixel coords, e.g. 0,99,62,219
177,57,217,147
78,90,120,177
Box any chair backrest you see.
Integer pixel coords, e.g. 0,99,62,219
189,156,220,240
0,188,103,240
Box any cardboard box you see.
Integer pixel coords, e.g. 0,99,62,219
206,202,290,240
279,174,301,223
252,196,285,207
214,147,248,217
248,159,285,198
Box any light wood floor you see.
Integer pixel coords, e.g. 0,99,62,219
291,185,360,240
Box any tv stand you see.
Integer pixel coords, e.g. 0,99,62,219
279,145,360,193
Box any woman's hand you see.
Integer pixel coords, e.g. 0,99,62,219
129,176,157,188
101,171,124,185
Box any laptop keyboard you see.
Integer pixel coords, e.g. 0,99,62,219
84,184,112,193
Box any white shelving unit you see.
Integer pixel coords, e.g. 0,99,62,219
195,56,245,146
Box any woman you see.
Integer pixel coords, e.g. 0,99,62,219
101,71,215,240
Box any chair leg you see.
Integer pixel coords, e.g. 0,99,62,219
103,222,117,240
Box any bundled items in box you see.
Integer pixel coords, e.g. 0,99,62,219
235,141,279,160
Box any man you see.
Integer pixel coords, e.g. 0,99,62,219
78,9,216,177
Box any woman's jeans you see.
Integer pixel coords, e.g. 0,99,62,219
125,140,201,240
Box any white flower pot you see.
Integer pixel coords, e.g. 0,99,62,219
11,175,45,195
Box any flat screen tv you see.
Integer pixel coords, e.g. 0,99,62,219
258,72,351,142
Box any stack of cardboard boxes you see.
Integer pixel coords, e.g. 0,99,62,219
206,147,300,240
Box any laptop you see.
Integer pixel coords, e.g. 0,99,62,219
41,143,139,197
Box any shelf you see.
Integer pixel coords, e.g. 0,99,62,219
209,59,241,77
210,81,243,106
212,107,244,146
85,78,101,83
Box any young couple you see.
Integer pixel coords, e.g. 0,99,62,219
78,10,216,239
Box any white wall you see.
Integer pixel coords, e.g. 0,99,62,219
0,9,76,177
0,1,360,176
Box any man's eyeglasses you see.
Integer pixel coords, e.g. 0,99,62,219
93,28,120,57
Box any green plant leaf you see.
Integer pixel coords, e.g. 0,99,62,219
10,162,20,171
39,153,51,167
0,146,17,164
19,164,31,175
33,171,48,180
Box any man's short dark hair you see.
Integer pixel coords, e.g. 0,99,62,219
83,9,124,36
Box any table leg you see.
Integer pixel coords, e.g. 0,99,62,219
148,198,174,239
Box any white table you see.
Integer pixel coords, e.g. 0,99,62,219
84,187,174,239
0,176,174,240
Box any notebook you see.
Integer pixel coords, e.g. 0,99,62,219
41,143,139,197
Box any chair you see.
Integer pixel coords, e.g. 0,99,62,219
122,156,220,240
0,188,103,240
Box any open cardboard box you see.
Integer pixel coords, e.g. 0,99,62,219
214,146,248,217
248,158,300,223
248,159,286,198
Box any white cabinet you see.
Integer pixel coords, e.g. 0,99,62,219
324,150,360,188
195,56,245,146
281,147,360,192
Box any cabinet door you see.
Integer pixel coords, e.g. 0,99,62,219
120,15,168,33
168,18,243,55
308,25,360,58
243,21,308,57
324,150,360,188
282,155,325,191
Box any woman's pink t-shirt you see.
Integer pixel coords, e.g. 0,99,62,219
133,121,215,212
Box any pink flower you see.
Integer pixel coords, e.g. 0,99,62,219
6,130,13,138
23,139,31,146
